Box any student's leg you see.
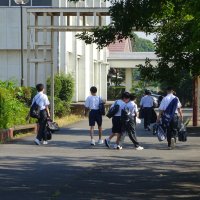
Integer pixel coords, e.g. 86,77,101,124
98,126,102,140
96,111,103,140
168,114,178,148
89,110,95,145
127,121,140,147
90,126,95,140
143,108,148,129
146,107,152,129
119,131,126,146
37,110,48,142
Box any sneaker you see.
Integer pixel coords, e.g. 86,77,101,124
98,139,104,145
136,146,144,150
34,138,41,145
168,146,172,150
43,141,48,145
113,144,118,149
171,138,175,149
90,139,95,146
117,145,123,150
105,138,111,148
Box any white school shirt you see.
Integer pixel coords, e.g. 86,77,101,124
85,95,101,110
126,101,138,117
140,95,154,108
111,99,126,116
159,93,181,114
32,92,50,110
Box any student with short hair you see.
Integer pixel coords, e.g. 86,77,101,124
140,90,154,131
85,86,104,146
157,87,183,149
105,92,130,150
33,83,50,145
124,94,144,150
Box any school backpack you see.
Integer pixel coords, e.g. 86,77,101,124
30,97,40,119
99,97,105,116
162,97,178,127
106,101,119,118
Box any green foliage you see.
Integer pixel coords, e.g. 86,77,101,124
131,33,155,52
47,73,74,102
59,73,74,102
107,86,125,100
0,79,17,90
54,97,71,118
0,88,28,129
47,74,62,98
138,59,193,107
46,73,74,118
14,87,34,106
75,0,200,102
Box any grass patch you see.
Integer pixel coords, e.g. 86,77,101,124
55,114,83,127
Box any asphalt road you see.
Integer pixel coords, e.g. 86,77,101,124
0,116,200,200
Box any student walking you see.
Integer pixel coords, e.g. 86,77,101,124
140,90,154,131
157,87,183,149
85,86,104,146
104,92,130,150
123,94,144,150
33,83,50,145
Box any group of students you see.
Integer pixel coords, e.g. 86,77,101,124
85,86,183,150
31,83,183,150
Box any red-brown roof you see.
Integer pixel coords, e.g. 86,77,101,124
108,38,132,52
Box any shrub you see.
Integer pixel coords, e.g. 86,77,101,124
46,73,74,118
59,73,74,102
0,88,28,129
46,74,62,98
15,86,34,106
54,97,71,118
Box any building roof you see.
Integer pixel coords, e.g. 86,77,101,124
108,38,132,52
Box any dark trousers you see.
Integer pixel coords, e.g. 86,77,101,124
37,110,48,141
143,107,153,129
120,118,140,147
166,114,179,147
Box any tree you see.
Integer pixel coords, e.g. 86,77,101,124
71,0,200,76
68,0,200,123
131,33,155,52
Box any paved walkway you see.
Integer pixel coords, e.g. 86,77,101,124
0,117,200,200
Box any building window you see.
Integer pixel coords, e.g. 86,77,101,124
32,0,52,6
11,0,31,6
0,0,10,6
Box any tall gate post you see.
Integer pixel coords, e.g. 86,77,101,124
193,76,200,126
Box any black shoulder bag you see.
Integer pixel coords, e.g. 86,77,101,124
30,96,40,119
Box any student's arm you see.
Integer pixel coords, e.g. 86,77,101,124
45,106,50,118
178,108,183,122
156,110,164,123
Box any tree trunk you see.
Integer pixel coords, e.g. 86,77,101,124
192,76,200,126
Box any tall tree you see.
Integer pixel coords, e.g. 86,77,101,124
72,0,200,76
131,33,155,52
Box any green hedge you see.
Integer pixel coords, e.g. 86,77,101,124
0,87,29,129
47,73,74,118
